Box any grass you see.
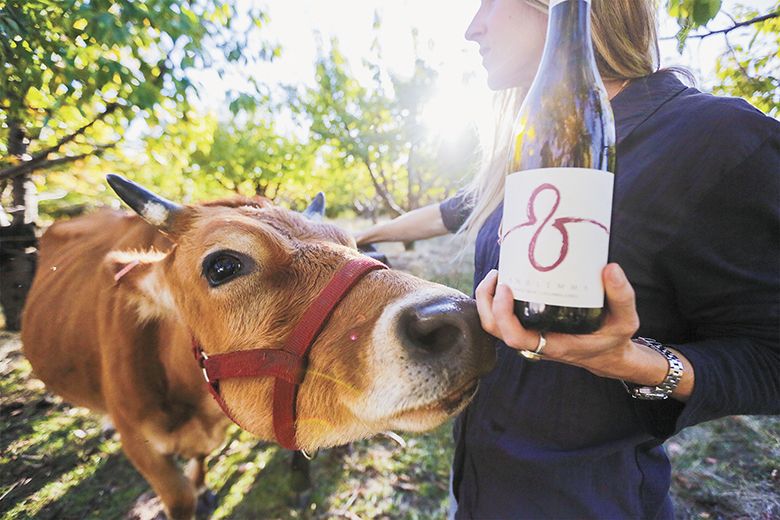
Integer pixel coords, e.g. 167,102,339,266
0,331,454,519
2,232,778,519
668,416,780,519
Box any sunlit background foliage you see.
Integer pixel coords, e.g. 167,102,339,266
0,0,777,224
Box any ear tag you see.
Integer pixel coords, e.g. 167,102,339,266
114,259,142,283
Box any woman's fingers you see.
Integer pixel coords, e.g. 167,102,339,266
493,283,536,349
475,270,537,349
475,269,499,334
602,263,640,336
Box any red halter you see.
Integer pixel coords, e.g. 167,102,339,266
192,256,387,450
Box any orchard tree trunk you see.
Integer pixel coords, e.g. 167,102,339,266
11,175,38,225
1,120,38,331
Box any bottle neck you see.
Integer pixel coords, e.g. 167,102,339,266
536,0,594,76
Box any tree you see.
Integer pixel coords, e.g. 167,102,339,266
0,0,273,207
0,0,273,329
295,43,404,217
711,3,779,116
665,0,779,116
80,105,340,218
293,41,477,222
188,114,317,204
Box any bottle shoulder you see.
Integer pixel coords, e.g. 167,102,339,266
512,85,616,171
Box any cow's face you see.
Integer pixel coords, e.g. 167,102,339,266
106,175,495,450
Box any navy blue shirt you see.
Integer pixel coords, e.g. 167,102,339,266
440,70,780,519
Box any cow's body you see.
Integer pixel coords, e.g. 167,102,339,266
24,209,227,516
22,182,494,519
26,210,170,406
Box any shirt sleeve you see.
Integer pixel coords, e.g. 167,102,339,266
630,133,780,438
439,188,475,234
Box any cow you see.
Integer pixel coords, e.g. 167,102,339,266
21,175,495,519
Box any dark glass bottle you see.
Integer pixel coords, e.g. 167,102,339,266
498,0,616,334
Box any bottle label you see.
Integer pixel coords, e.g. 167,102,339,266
498,167,613,308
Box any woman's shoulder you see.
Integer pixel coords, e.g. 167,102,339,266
620,71,776,151
618,71,778,203
644,71,779,171
681,88,773,126
667,78,778,145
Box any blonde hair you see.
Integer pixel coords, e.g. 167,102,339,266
461,0,660,240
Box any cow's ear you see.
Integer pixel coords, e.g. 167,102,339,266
302,192,326,221
105,251,177,321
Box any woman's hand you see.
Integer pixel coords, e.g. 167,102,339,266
475,264,666,382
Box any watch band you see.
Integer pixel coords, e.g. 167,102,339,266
623,337,684,400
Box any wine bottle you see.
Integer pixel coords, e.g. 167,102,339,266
497,0,616,334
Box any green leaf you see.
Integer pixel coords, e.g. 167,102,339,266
692,0,722,26
72,18,88,31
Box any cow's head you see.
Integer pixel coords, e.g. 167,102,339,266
105,174,495,450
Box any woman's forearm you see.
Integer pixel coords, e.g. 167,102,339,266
355,203,449,245
582,340,694,402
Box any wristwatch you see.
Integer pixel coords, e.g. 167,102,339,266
622,337,684,400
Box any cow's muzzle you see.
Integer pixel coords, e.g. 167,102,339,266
397,296,495,375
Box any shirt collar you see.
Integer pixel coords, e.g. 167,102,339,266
611,70,689,144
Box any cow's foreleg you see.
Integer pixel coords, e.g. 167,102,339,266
290,450,312,492
120,429,197,520
184,453,219,518
184,455,207,491
290,450,313,509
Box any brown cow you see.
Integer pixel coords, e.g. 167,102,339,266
21,175,495,519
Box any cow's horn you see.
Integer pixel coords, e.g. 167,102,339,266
302,192,326,220
106,174,183,231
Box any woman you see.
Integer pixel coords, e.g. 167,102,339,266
356,0,780,517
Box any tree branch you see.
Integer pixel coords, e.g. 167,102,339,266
270,178,283,201
0,143,115,180
661,12,779,40
212,175,239,194
723,33,752,80
332,115,405,216
254,180,269,197
361,156,404,217
33,102,119,160
32,152,95,170
0,104,120,180
721,11,738,26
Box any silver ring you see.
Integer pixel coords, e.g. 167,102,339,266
534,333,546,354
519,333,546,361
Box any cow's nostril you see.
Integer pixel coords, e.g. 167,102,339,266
406,318,462,355
398,298,473,357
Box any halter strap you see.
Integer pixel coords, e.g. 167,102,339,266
193,256,387,450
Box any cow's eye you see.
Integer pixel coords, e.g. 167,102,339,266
202,251,245,287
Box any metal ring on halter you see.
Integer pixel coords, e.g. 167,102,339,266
300,448,318,460
519,333,546,361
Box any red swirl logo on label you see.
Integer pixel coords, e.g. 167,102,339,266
499,183,609,272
